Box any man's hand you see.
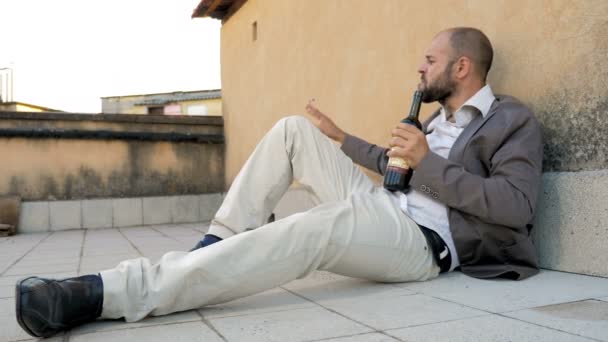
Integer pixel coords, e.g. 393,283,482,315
386,123,429,169
305,99,346,144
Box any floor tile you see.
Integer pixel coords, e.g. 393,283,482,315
321,332,401,341
3,263,79,276
0,285,13,298
69,309,201,336
210,307,371,342
395,270,608,313
201,287,314,319
503,300,608,341
327,293,486,330
389,314,595,342
283,273,413,303
0,298,33,341
70,321,223,342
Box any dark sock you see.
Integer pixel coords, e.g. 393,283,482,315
190,234,222,251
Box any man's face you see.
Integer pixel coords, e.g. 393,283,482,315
417,33,457,103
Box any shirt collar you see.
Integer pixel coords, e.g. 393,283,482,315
439,84,495,127
460,84,495,118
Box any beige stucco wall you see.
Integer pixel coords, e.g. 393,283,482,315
0,112,224,200
219,0,608,185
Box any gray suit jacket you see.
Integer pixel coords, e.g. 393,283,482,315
341,95,543,280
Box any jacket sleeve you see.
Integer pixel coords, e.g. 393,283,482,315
340,134,388,175
410,108,543,229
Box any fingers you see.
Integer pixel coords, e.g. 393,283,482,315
388,136,407,148
305,98,321,118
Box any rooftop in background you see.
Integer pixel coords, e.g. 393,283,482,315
192,0,246,21
101,89,222,116
0,101,63,113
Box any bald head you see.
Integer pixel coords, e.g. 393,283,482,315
441,27,494,81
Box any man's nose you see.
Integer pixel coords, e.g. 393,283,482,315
417,63,426,74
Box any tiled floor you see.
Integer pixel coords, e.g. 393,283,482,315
1,223,608,342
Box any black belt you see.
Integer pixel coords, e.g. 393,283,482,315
419,225,451,273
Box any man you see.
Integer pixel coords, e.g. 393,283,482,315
15,27,543,338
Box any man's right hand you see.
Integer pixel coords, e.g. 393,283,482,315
305,99,346,144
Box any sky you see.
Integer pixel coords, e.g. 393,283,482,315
0,0,221,113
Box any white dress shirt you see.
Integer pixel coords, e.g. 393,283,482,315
394,85,496,271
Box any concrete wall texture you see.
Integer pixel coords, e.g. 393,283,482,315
219,0,608,181
217,0,608,276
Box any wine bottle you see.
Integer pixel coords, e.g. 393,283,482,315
383,90,423,192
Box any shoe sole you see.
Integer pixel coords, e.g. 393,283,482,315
15,277,41,338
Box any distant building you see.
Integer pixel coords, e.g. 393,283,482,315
0,101,63,112
101,89,222,116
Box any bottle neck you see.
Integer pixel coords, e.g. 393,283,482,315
405,90,423,121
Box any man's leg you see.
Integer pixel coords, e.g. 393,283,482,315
101,189,439,322
195,115,375,246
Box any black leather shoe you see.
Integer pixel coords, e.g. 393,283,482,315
15,274,104,338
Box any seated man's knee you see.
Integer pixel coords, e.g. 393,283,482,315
274,115,312,135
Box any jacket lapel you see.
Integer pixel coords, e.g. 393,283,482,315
448,98,500,161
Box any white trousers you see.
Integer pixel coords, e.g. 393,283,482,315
100,116,439,322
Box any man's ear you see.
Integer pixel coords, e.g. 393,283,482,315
454,56,472,79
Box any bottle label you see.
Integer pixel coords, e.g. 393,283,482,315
388,157,409,169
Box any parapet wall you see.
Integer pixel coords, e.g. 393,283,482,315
0,112,225,201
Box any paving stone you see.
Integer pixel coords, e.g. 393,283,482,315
395,270,608,313
199,193,222,221
388,314,595,342
143,197,172,225
120,226,162,237
328,293,486,330
209,307,371,342
322,332,401,341
70,321,223,342
0,285,13,298
283,273,413,303
171,195,200,223
0,297,34,341
201,287,314,319
82,199,113,229
13,256,77,267
4,262,79,276
153,224,202,237
19,201,50,233
69,310,201,336
112,198,143,227
504,300,608,342
49,200,82,231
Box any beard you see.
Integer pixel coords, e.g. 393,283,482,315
420,62,456,104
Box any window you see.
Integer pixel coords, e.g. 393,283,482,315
148,106,164,115
187,104,208,116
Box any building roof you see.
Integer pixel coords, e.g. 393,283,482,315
0,101,63,112
192,0,246,21
102,89,221,107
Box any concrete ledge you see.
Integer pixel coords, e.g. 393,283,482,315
533,170,608,277
18,193,224,233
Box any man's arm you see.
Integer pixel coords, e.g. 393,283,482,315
340,134,388,175
305,100,388,175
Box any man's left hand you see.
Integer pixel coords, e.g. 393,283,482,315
386,123,429,169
